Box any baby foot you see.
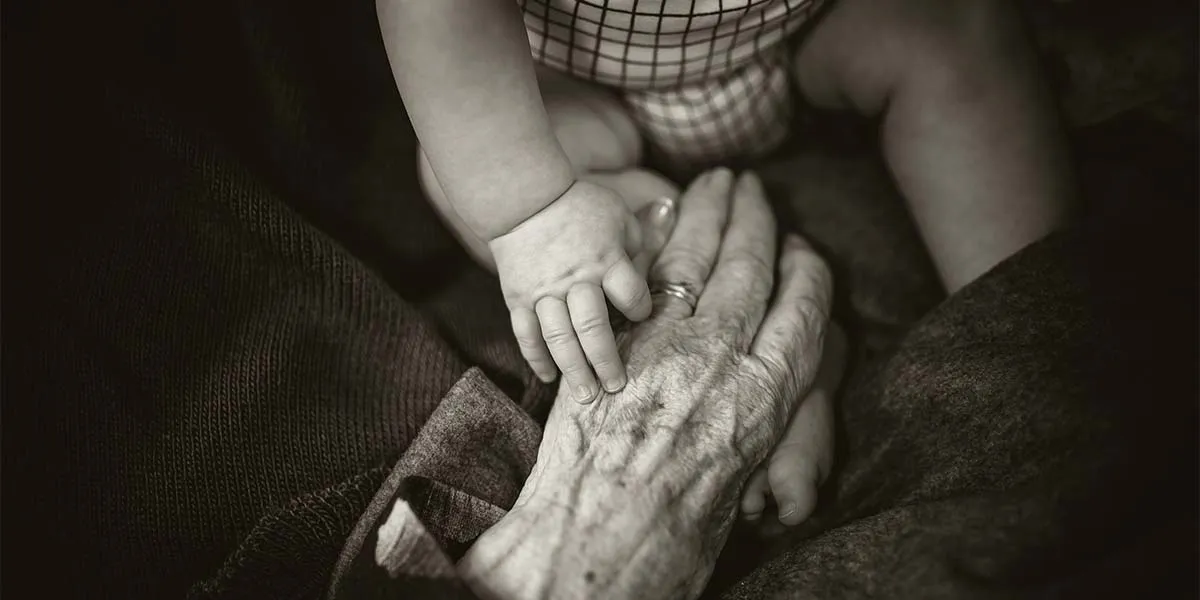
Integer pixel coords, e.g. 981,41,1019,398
740,322,847,528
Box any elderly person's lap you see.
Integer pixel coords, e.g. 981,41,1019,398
710,232,1104,599
704,147,1194,599
6,91,1185,597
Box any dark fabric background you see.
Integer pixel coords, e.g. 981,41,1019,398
3,0,1196,597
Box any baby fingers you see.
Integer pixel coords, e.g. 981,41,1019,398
511,307,557,383
604,259,652,322
536,297,600,403
567,283,626,395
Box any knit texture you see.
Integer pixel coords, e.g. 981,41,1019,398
3,0,1195,598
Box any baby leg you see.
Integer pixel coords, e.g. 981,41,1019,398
741,322,848,528
419,66,674,271
791,0,1076,292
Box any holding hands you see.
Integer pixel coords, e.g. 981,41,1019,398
462,168,845,599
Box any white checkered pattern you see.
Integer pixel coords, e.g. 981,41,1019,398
521,0,823,166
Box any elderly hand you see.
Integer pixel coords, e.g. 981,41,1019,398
459,168,836,600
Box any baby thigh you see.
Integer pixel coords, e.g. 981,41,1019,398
534,65,644,173
534,67,685,209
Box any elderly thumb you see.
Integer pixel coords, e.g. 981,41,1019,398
631,196,677,276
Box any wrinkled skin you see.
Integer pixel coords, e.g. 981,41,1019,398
460,170,834,600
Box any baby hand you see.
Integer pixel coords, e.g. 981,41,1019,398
489,180,650,403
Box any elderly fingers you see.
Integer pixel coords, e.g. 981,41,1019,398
631,195,679,276
648,168,733,291
750,234,833,400
696,171,778,348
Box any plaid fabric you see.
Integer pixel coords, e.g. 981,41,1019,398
521,0,824,166
10,0,1197,596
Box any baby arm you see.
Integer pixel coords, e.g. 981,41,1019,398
377,0,573,239
377,0,651,399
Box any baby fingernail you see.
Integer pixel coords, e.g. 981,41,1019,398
710,167,733,186
604,377,626,392
779,503,796,519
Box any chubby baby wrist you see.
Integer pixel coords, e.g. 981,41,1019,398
482,177,580,245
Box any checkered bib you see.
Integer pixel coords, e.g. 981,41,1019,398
521,0,823,167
